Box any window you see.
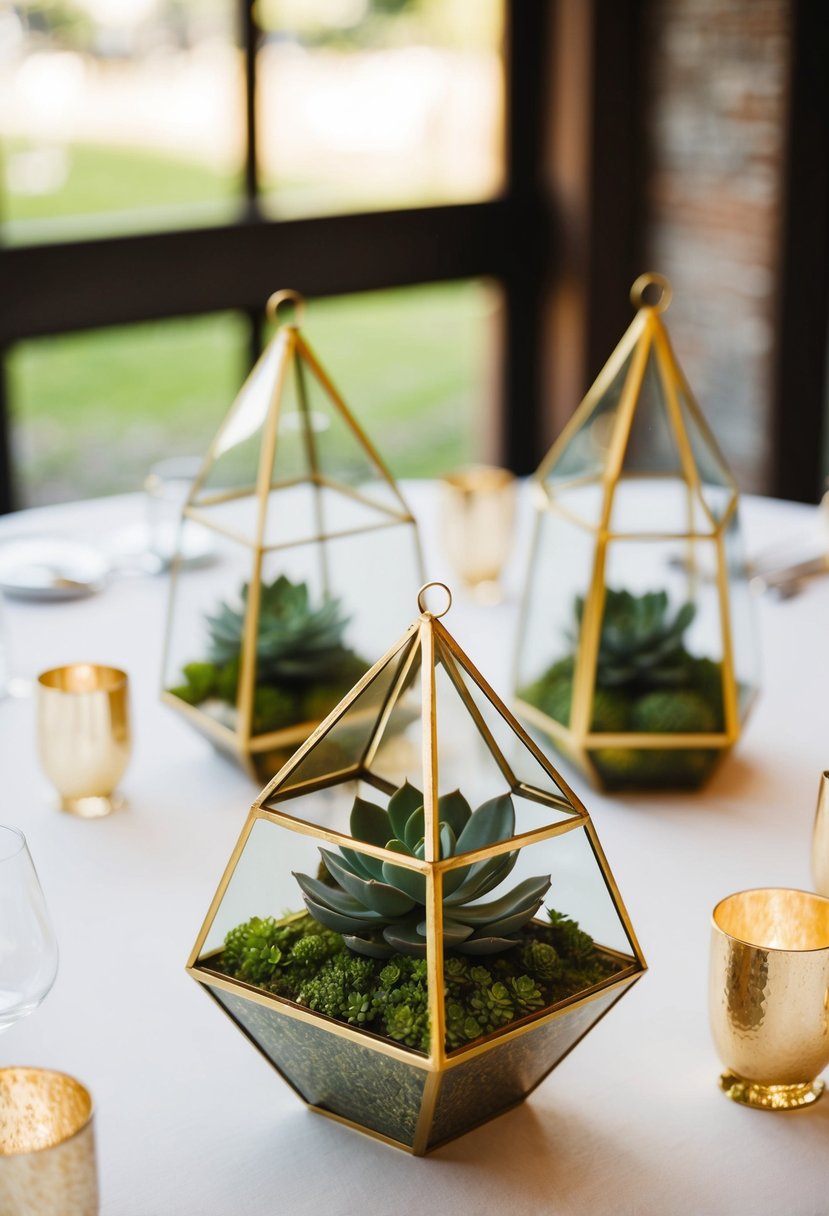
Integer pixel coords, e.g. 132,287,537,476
1,0,525,512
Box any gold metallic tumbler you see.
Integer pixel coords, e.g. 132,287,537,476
0,1068,98,1216
37,664,131,818
812,771,829,897
710,887,829,1110
440,466,516,604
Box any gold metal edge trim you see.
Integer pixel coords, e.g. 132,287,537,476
411,1070,443,1156
432,617,590,822
515,697,735,750
420,615,446,1068
295,331,415,520
249,802,590,869
254,620,421,806
190,965,434,1068
440,960,643,1069
306,1105,416,1154
534,310,648,489
189,954,642,1076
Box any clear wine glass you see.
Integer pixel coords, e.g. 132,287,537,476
0,826,59,1031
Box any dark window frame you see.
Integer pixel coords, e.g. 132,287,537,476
0,0,556,513
4,0,821,514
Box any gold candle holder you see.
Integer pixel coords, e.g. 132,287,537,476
439,465,516,604
0,1067,98,1216
36,664,131,818
710,887,829,1110
812,771,829,897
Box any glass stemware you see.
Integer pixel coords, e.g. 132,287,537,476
0,826,59,1031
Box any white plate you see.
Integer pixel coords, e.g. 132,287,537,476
0,537,110,601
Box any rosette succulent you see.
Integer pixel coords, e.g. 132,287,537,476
206,574,355,682
294,782,550,959
169,574,369,733
578,588,695,691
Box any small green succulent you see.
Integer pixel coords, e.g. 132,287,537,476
217,908,617,1053
578,588,695,691
170,574,371,735
294,782,550,959
206,574,355,683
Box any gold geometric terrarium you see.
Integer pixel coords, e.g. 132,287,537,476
516,274,759,792
188,583,646,1154
162,290,424,783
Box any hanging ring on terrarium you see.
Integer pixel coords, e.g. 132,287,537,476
417,581,453,619
266,289,306,328
630,272,672,314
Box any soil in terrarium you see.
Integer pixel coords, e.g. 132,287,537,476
520,588,726,789
168,574,369,736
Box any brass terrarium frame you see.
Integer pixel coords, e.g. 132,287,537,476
515,273,757,789
161,289,424,781
188,583,646,1154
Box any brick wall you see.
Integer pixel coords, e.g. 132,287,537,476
644,0,790,492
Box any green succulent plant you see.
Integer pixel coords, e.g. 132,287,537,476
170,575,373,739
206,574,356,682
294,782,550,959
217,907,617,1053
576,588,695,690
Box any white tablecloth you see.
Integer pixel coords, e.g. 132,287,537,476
1,485,828,1216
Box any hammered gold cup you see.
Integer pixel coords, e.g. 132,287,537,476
439,465,516,604
0,1068,98,1216
37,664,131,818
709,888,829,1110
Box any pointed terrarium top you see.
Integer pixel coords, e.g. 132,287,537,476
184,288,415,551
256,580,594,844
536,272,738,537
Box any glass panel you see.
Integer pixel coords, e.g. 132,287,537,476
608,476,717,536
426,827,637,1062
674,381,738,523
429,981,634,1147
724,510,760,722
1,3,242,243
621,349,683,477
163,533,255,716
9,313,249,507
288,282,501,479
434,639,579,817
257,0,505,219
542,350,635,527
212,988,427,1147
515,509,596,729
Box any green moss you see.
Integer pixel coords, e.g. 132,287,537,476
590,688,629,731
252,686,300,735
180,661,218,703
687,656,726,730
214,909,620,1055
630,689,716,734
517,589,730,790
299,682,353,724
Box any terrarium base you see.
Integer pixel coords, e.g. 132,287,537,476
719,1071,825,1111
588,747,722,792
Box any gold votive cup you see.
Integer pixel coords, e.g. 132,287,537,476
0,1067,98,1216
36,664,131,818
439,465,516,605
709,887,829,1110
812,771,829,897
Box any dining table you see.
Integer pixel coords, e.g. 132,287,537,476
1,481,828,1216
